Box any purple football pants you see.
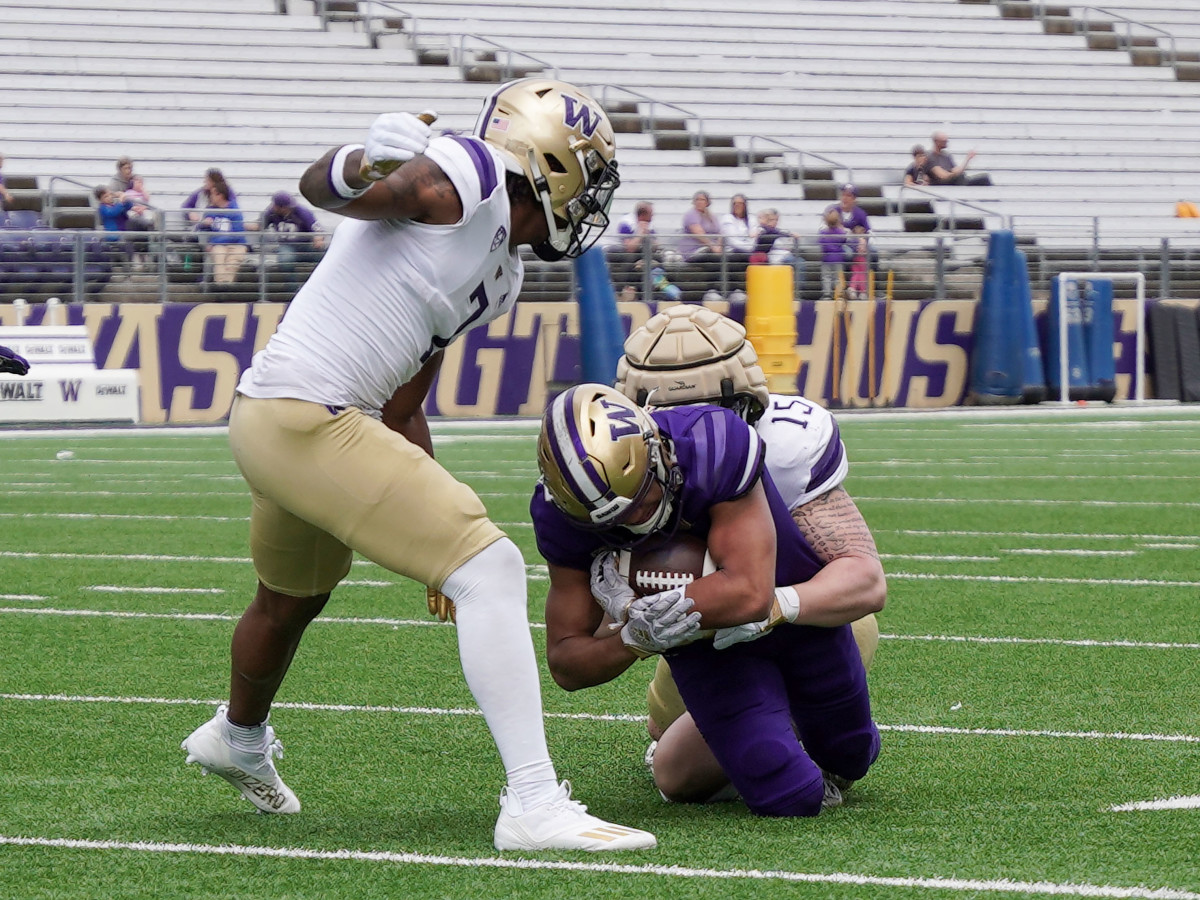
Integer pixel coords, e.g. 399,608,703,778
666,622,880,817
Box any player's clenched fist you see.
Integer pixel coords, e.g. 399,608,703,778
361,111,437,181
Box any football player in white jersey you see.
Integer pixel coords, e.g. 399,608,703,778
181,79,657,852
613,304,886,805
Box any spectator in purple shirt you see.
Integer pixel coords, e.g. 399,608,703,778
826,185,875,295
259,191,326,290
678,190,723,300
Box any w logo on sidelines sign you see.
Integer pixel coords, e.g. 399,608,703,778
562,96,602,137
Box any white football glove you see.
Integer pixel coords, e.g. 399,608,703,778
590,551,637,624
620,589,703,658
712,586,801,651
361,110,436,181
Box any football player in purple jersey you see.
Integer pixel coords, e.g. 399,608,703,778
614,304,886,808
533,383,882,817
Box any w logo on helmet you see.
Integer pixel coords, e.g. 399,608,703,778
562,96,602,138
601,399,641,439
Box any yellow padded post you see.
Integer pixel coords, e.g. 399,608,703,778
744,265,799,390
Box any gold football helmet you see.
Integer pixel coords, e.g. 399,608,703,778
615,305,770,424
537,383,677,534
475,78,619,261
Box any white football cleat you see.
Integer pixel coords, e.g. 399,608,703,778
820,770,854,811
494,780,656,851
182,704,300,814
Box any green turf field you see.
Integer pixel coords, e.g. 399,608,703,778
1,407,1198,899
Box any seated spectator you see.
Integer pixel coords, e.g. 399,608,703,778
123,175,157,268
829,183,870,233
94,185,131,234
109,156,135,194
607,200,662,295
818,207,850,301
196,183,248,285
182,168,239,223
751,208,795,265
679,191,721,261
720,193,756,288
827,184,878,289
927,131,992,187
678,190,722,299
0,154,12,211
904,145,930,187
259,191,326,289
93,185,134,265
1175,200,1200,218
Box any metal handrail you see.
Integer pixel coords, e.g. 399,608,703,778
594,85,704,149
454,33,557,81
358,0,410,49
742,136,852,186
1081,6,1175,65
896,183,1011,231
1017,2,1177,66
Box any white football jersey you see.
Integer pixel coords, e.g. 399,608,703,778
238,135,523,416
755,394,848,510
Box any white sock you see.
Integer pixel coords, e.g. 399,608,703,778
223,714,267,753
442,538,559,810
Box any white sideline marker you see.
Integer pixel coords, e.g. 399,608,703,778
1109,796,1200,812
0,836,1198,899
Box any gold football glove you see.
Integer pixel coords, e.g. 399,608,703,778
427,586,456,624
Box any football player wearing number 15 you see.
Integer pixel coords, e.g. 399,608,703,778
180,79,656,852
614,304,886,809
533,374,883,818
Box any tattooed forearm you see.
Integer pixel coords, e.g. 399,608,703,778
791,487,880,565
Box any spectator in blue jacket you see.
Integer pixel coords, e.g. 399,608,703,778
197,183,247,284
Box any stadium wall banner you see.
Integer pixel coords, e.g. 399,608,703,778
0,298,1154,423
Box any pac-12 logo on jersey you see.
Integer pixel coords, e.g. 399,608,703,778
562,96,601,138
491,225,507,251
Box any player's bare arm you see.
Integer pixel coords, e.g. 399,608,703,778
686,483,776,628
301,150,462,224
380,351,444,456
545,564,643,691
786,486,886,626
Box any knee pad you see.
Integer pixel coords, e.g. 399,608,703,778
734,737,824,818
822,725,882,783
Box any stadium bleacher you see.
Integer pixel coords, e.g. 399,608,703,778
0,0,1199,301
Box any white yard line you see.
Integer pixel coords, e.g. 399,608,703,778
888,573,1200,588
0,512,249,522
855,497,1200,508
84,586,225,595
2,693,1199,746
1004,549,1137,557
1110,796,1200,812
885,529,1198,541
0,835,1195,899
5,608,1200,651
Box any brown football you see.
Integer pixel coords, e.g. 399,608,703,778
619,533,716,597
